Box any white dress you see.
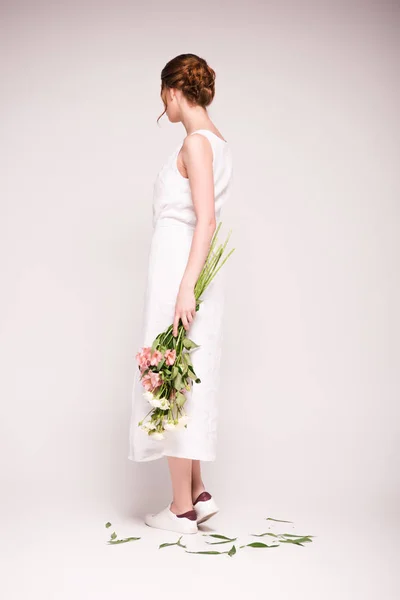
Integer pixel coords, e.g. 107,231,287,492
128,129,233,462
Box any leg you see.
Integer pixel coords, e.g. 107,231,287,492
144,456,198,534
192,459,206,502
191,459,219,524
167,457,194,515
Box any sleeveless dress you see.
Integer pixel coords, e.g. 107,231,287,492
128,129,233,462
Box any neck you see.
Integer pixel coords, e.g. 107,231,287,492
180,108,212,136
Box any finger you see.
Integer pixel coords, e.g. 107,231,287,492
186,311,193,324
173,312,180,337
181,312,189,331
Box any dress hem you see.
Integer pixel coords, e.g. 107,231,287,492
128,452,216,463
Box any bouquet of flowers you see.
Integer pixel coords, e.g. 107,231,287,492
136,222,234,440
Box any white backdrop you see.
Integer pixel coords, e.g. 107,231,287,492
1,1,399,598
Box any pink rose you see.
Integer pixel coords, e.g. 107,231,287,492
150,371,162,389
141,372,153,391
141,371,162,392
150,349,163,366
164,349,176,366
136,347,152,371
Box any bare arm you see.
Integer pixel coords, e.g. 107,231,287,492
172,134,216,336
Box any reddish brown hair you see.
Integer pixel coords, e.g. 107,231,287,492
157,54,216,124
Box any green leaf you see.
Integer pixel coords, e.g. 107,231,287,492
180,364,188,377
265,517,293,523
159,542,177,549
280,534,314,539
251,532,279,538
110,531,117,540
205,534,236,541
228,545,237,557
159,536,186,549
175,391,186,407
188,366,197,379
206,538,237,545
280,536,312,545
173,373,183,391
244,542,280,549
183,352,193,366
107,537,141,545
188,366,200,383
280,539,304,546
185,550,225,555
162,368,172,380
105,522,111,529
183,337,200,350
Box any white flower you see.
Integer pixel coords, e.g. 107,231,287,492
150,431,165,440
141,421,156,432
143,391,154,403
149,398,162,408
164,421,176,431
159,397,170,410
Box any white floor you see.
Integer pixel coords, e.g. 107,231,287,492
2,497,399,600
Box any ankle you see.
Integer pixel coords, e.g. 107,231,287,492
170,501,194,516
192,484,206,502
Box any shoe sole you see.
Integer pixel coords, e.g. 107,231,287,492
197,510,219,525
195,497,219,525
144,519,198,534
145,523,198,534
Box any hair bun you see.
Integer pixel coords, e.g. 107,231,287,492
160,54,216,109
183,60,215,107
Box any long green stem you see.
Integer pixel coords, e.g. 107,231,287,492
202,247,236,290
152,221,234,351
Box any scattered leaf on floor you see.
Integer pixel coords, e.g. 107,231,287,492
205,534,236,540
185,550,226,555
280,534,314,539
107,537,141,545
265,517,293,523
240,542,280,549
159,536,186,550
206,538,237,545
280,536,313,545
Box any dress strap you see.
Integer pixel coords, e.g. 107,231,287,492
189,129,227,144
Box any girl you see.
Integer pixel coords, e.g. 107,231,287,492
129,53,233,534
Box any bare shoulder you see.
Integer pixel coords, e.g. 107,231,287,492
181,132,213,160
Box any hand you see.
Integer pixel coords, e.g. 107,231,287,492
173,282,196,337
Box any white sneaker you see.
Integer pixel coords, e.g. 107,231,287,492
144,504,198,534
193,492,219,524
